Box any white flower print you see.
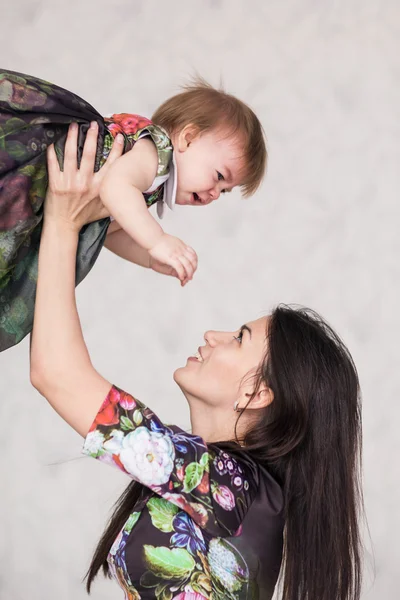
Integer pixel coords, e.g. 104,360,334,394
118,426,175,486
209,538,245,593
103,429,125,453
84,430,105,455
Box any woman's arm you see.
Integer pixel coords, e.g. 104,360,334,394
30,123,123,437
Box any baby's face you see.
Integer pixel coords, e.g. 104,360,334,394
172,126,246,207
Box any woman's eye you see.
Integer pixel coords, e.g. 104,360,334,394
217,171,224,181
233,330,243,344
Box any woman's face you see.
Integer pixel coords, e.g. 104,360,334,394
174,317,269,409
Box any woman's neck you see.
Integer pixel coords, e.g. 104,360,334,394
186,397,246,445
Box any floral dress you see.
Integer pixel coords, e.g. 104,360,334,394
0,69,173,352
83,386,285,600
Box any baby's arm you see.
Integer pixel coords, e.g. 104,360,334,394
100,137,163,250
101,137,198,285
104,229,150,268
104,230,182,282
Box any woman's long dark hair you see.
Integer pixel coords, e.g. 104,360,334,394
86,305,363,600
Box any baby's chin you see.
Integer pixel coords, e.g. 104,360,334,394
175,197,194,206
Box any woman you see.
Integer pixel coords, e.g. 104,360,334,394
30,124,364,600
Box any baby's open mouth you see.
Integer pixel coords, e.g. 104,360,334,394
193,192,201,202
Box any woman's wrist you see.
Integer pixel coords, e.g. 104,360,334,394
42,216,80,257
43,213,81,238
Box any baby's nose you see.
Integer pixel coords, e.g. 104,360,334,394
209,187,220,202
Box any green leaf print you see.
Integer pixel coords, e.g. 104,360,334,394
133,409,143,425
120,416,135,431
190,570,212,595
199,452,210,472
125,511,141,533
183,462,204,494
140,570,163,588
2,297,29,342
155,583,173,600
147,497,179,533
6,140,29,160
143,545,195,580
2,117,28,136
19,164,37,177
29,163,48,212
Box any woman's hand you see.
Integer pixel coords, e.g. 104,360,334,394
45,121,124,231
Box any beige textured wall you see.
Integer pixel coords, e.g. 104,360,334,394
0,1,398,598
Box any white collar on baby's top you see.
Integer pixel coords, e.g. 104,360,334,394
144,151,177,219
156,151,177,219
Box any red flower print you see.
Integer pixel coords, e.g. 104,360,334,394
90,387,120,430
185,502,209,529
0,174,33,230
113,454,125,471
173,592,208,600
105,113,152,137
197,472,210,494
177,466,185,482
119,391,137,410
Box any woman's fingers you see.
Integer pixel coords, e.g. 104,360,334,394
80,121,99,177
100,133,124,178
46,144,60,186
108,133,125,164
64,123,79,171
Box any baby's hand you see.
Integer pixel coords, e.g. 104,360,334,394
148,233,198,286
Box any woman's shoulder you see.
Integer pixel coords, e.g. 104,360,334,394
209,441,284,514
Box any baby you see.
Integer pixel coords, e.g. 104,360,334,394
0,70,267,350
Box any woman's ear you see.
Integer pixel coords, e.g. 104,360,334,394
244,386,274,410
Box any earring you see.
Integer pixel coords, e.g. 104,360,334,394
233,400,240,412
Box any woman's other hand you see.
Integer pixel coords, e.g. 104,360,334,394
45,121,124,231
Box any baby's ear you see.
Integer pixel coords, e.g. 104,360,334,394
178,124,200,150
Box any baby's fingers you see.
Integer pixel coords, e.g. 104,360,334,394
178,254,196,282
170,258,187,285
184,246,198,273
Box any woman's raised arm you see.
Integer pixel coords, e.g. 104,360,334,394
30,122,124,437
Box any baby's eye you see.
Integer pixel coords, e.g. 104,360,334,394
217,171,224,181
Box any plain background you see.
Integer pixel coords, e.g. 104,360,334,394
0,1,398,598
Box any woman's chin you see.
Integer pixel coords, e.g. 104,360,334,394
173,365,185,386
173,364,198,395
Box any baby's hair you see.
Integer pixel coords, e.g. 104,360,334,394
152,77,267,197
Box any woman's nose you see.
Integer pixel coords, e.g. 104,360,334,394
204,330,231,346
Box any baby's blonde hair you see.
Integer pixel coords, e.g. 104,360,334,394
152,78,267,197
